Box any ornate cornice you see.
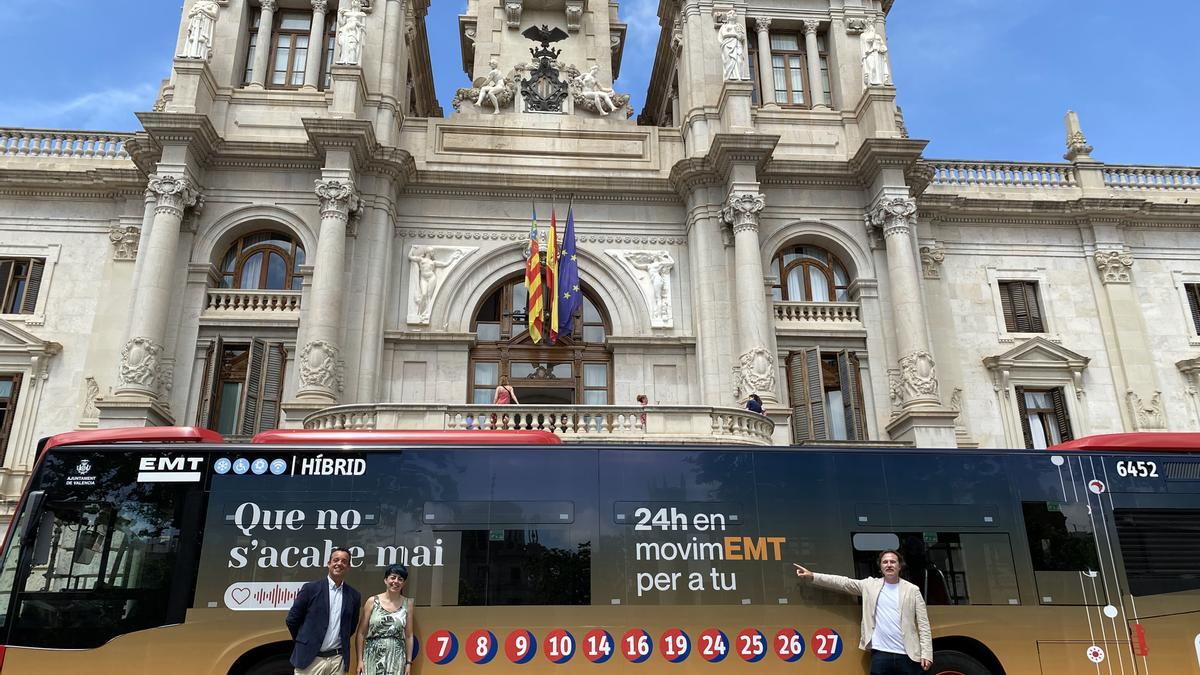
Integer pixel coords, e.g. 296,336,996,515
848,137,928,188
301,117,379,170
134,112,222,164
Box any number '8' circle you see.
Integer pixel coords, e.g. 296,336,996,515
621,629,653,663
659,628,691,663
812,628,843,662
504,629,537,664
425,630,458,665
543,629,575,664
736,629,767,663
773,628,805,662
466,629,497,664
583,629,614,664
698,629,729,663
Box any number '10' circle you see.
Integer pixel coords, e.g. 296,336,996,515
544,629,575,664
697,629,729,663
774,628,805,662
504,629,537,664
659,629,691,663
583,629,614,663
466,629,498,664
736,629,767,662
622,629,653,663
425,630,458,665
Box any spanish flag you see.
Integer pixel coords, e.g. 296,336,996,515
546,207,560,344
525,205,543,343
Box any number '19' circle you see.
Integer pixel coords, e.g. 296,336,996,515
583,629,614,664
544,629,575,664
425,630,458,665
504,629,537,664
736,629,767,662
698,629,728,663
774,628,805,662
466,629,497,664
621,629,653,663
659,629,691,663
811,628,843,662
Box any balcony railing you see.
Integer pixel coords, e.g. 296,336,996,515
1104,165,1200,190
0,128,130,160
204,289,301,314
774,301,862,329
927,160,1077,189
304,404,775,445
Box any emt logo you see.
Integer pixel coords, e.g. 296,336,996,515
137,456,205,483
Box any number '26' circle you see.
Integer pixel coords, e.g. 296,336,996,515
774,628,805,662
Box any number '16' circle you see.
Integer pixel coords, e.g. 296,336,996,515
774,628,805,662
660,629,691,663
426,630,458,665
505,629,537,664
812,628,843,662
736,629,767,662
544,629,575,664
698,629,729,663
466,629,498,664
622,629,653,663
583,629,614,664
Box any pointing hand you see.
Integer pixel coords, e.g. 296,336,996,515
792,563,813,581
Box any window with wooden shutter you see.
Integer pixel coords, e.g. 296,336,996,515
998,280,1045,333
787,348,826,442
1,258,46,315
1018,387,1071,449
0,373,22,464
836,350,867,440
1186,283,1200,335
198,338,286,436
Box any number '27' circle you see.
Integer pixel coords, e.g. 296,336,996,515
812,628,843,662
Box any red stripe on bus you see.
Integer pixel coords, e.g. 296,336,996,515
42,426,223,453
251,429,562,445
1049,433,1200,452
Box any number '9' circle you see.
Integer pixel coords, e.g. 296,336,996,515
621,629,653,663
504,629,537,664
698,629,729,662
774,628,805,662
425,630,458,665
543,629,575,664
736,629,767,662
466,629,497,664
659,628,691,663
583,629,614,664
811,628,843,662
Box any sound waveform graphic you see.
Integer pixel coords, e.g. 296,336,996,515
223,582,307,611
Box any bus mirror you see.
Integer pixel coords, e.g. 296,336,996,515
30,511,55,568
18,491,44,546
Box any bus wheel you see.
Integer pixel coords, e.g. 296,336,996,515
931,649,991,675
242,653,292,675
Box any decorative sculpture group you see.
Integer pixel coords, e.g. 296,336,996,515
860,22,892,86
179,0,220,60
335,0,367,65
716,9,748,81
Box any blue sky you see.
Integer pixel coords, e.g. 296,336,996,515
1,0,1196,165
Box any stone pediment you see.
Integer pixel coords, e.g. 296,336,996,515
982,336,1089,373
0,318,53,350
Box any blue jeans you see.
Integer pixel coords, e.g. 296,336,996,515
870,650,921,675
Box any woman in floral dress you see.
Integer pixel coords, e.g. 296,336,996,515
356,564,414,675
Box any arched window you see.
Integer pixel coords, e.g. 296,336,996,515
218,231,305,291
770,245,851,302
469,275,611,405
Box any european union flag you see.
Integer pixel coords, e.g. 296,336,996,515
557,206,581,338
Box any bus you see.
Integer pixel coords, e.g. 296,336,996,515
0,427,1196,674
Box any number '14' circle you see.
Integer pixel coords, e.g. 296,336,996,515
582,629,614,664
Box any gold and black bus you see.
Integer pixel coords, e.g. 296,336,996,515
0,427,1196,674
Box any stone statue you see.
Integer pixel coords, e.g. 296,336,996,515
408,246,462,322
475,58,508,113
716,10,747,81
627,251,673,323
860,22,892,86
179,0,220,60
574,65,617,115
335,0,366,65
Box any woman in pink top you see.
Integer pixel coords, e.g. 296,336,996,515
493,376,519,404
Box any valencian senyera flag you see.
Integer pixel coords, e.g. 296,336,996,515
524,204,544,343
557,205,581,339
546,207,560,344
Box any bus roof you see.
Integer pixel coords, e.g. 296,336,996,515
1049,432,1200,452
251,429,562,445
42,426,223,453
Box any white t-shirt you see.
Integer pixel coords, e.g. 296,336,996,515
870,581,906,655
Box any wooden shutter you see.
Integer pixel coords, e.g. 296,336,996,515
256,343,286,432
0,373,22,465
240,339,267,436
1014,385,1034,449
0,260,12,312
195,338,222,428
21,259,44,314
787,348,826,442
1000,281,1045,333
999,282,1017,332
1187,284,1200,335
1024,282,1045,332
1050,388,1073,443
837,350,866,440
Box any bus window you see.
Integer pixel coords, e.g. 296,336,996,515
1021,501,1103,605
851,532,1019,606
1114,508,1200,596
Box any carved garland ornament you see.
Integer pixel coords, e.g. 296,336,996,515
866,197,916,238
898,350,939,402
1094,250,1134,284
299,340,340,390
720,193,766,233
737,346,776,398
119,336,164,390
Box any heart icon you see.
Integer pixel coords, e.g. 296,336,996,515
231,587,251,605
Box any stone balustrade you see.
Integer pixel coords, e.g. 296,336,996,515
304,403,775,445
205,289,301,314
927,160,1077,189
1104,165,1200,190
774,301,861,327
0,128,130,160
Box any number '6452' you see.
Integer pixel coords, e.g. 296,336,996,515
1115,460,1158,478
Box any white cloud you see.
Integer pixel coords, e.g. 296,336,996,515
0,82,158,131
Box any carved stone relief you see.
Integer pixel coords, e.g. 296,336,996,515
860,22,892,86
335,0,367,65
505,1,523,29
607,250,675,328
715,9,749,81
845,16,869,34
1127,390,1165,429
406,245,475,325
565,1,584,31
866,197,916,238
1095,249,1134,284
119,337,163,391
919,243,945,279
898,350,939,403
109,225,140,261
736,346,776,398
299,340,339,390
314,179,361,221
720,192,766,233
82,376,100,419
178,1,220,60
567,64,631,117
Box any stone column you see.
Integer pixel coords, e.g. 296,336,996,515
752,17,776,108
1094,249,1165,430
376,0,407,144
302,0,329,91
867,196,939,408
296,179,360,402
802,20,828,109
721,192,777,403
115,175,200,399
249,0,277,89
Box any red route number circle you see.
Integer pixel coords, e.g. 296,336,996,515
504,629,536,664
659,629,691,663
425,630,459,665
697,629,729,663
621,629,653,663
582,629,614,664
774,628,805,662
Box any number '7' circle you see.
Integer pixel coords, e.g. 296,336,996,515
425,630,458,665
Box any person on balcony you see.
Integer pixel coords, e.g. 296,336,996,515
745,393,765,415
493,376,519,404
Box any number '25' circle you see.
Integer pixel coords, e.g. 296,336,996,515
736,629,767,662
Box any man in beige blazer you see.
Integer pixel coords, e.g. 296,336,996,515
794,550,932,674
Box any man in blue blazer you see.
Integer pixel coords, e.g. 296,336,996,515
286,548,362,674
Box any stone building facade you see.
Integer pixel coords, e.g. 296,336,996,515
0,0,1198,517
